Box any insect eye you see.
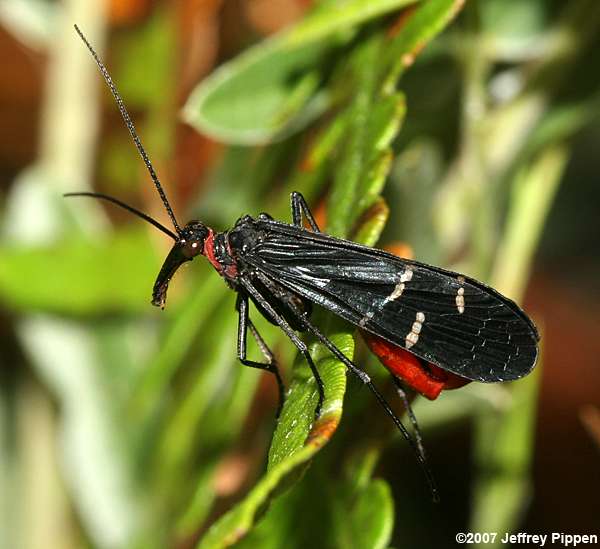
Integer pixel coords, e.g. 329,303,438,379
182,239,203,258
180,221,209,258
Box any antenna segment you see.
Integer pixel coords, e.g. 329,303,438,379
74,24,181,234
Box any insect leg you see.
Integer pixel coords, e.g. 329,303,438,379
391,376,426,459
291,191,321,232
237,295,285,417
290,310,439,501
240,278,326,416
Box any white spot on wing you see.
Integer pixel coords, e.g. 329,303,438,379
456,277,465,314
359,310,374,327
401,269,414,283
405,311,425,349
383,268,413,305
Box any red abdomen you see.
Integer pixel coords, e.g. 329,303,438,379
362,332,470,400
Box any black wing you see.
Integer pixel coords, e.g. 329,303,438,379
244,221,539,382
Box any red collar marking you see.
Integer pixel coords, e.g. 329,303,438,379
203,229,221,272
203,229,238,278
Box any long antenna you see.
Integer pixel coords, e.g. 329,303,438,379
74,24,181,234
64,192,178,240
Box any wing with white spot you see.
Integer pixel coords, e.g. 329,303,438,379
245,224,539,382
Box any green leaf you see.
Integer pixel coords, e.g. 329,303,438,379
184,0,420,144
234,450,394,549
0,228,158,314
185,41,329,145
351,197,390,246
326,59,405,237
491,145,568,300
196,333,353,549
384,0,466,88
327,34,388,237
344,479,394,549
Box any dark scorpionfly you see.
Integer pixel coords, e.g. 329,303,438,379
67,26,539,498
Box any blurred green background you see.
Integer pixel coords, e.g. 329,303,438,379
1,1,599,548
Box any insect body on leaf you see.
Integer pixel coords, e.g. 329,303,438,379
67,26,539,500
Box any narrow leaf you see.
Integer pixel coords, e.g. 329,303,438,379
184,0,420,144
196,334,353,549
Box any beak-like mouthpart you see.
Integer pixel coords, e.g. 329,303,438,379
152,243,191,308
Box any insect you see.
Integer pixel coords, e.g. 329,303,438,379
67,26,539,499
